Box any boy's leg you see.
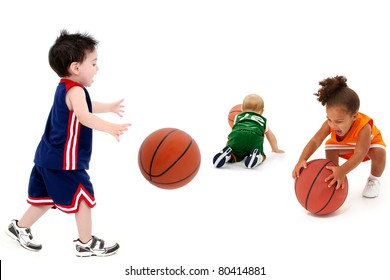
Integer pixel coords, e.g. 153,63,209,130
19,205,52,228
73,200,120,257
6,164,53,251
6,205,51,251
75,200,92,243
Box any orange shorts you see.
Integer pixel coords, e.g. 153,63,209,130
325,132,386,162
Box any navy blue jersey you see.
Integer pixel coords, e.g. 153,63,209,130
34,79,93,170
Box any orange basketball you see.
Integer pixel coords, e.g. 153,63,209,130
295,159,348,215
138,128,201,189
228,104,242,127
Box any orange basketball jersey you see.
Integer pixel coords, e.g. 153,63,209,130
325,112,386,161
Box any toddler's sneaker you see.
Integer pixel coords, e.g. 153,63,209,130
213,146,233,168
74,235,120,257
362,177,380,198
244,149,264,168
5,219,42,251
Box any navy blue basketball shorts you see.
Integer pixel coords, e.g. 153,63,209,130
27,165,96,213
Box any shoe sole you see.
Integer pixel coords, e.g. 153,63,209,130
213,148,232,168
213,154,227,168
245,149,262,168
76,251,119,257
75,247,120,257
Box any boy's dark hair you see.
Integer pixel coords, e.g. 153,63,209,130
314,75,360,114
48,29,98,77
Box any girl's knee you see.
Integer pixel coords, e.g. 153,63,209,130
369,147,386,159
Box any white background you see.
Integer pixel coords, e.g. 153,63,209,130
1,0,389,279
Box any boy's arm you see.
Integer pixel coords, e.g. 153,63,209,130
67,87,130,141
265,129,284,153
92,99,125,117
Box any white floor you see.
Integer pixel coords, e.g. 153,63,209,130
1,1,389,279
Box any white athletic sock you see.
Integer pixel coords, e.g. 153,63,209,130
369,174,380,181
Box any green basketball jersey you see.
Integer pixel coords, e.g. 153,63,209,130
227,111,268,162
233,111,267,134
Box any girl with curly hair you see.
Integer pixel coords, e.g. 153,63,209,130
292,76,386,198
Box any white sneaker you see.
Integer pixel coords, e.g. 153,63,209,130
74,236,119,257
362,178,380,198
244,149,265,169
213,146,233,168
5,219,42,251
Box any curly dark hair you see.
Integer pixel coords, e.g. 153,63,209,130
48,29,98,77
314,75,360,114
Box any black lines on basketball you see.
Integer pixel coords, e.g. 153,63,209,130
295,159,348,215
148,128,179,178
304,159,333,209
138,128,201,189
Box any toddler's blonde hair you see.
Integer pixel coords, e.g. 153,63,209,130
242,94,264,113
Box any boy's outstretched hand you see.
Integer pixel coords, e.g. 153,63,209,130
111,122,131,142
111,98,126,117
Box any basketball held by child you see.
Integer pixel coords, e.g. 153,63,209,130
228,104,242,127
295,159,348,215
138,128,201,189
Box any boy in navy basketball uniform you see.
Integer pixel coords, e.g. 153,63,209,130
5,30,131,256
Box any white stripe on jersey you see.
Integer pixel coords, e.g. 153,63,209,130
325,143,386,150
65,112,79,170
71,119,80,170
